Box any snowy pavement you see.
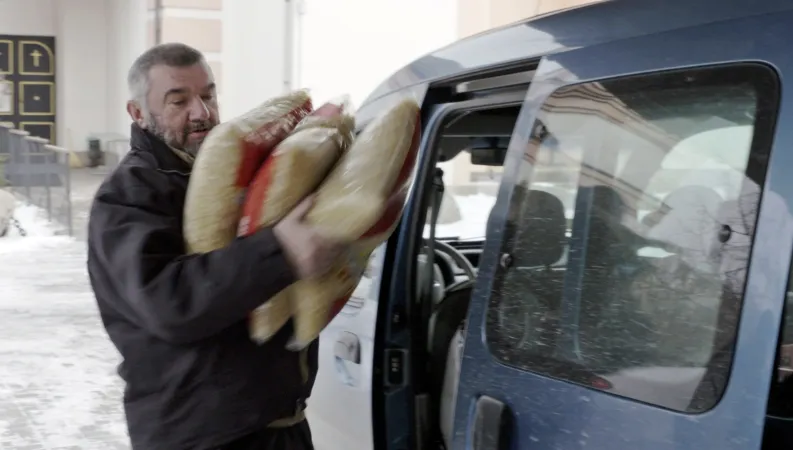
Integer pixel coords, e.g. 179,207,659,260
69,167,108,242
0,203,130,449
0,169,500,449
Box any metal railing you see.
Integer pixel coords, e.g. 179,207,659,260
0,123,73,235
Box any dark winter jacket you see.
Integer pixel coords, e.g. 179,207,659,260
86,124,318,450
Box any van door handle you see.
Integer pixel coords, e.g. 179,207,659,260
334,331,361,364
471,395,511,450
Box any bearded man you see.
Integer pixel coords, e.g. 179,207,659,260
87,43,341,450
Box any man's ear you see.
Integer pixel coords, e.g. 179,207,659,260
127,100,147,128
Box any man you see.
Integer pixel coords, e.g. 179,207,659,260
87,43,341,449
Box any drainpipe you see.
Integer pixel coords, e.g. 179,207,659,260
154,0,163,45
293,0,306,89
283,0,295,93
284,0,306,92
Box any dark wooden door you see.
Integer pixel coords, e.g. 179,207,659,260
0,35,56,143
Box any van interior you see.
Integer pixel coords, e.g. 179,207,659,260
420,107,515,446
369,65,793,450
416,104,517,449
373,67,533,449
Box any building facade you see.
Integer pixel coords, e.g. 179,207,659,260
147,0,224,108
0,0,594,158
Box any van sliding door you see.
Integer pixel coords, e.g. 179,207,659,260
453,12,792,450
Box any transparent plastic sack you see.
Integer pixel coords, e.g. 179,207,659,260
286,97,422,350
238,97,356,343
183,89,312,254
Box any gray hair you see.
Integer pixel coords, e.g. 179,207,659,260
127,42,208,107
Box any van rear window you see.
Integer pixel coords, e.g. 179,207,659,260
485,63,779,413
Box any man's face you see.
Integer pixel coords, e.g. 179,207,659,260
128,63,219,155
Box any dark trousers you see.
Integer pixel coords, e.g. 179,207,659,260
219,421,314,450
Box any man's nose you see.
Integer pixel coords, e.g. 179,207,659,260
189,97,210,121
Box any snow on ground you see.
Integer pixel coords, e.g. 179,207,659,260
0,193,499,449
432,194,497,240
0,202,129,449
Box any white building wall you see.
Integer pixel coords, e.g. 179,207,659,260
54,0,108,150
459,0,600,38
0,0,56,36
1,0,462,150
0,0,593,153
221,0,288,120
220,0,459,118
104,0,148,139
298,0,458,108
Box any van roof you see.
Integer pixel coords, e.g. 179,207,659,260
362,0,793,106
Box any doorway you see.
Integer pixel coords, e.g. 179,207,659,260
0,35,57,143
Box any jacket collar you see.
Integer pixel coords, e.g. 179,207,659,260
129,123,193,175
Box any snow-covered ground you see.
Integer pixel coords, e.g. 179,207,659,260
0,202,129,449
433,194,497,240
0,194,498,450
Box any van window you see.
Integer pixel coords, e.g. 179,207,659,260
485,64,779,413
432,151,501,240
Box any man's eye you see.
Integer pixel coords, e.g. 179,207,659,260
172,100,187,106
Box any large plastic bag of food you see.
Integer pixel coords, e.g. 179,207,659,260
183,89,312,254
286,97,421,350
238,98,356,343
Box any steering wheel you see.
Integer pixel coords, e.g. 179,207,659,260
433,240,477,287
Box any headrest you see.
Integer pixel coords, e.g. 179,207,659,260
590,185,627,223
516,189,567,267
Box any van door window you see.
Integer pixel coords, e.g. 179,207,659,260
485,64,779,413
431,149,501,241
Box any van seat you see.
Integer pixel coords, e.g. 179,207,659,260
440,328,464,449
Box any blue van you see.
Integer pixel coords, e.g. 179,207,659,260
307,1,793,449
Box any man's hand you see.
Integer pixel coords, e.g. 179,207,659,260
273,195,348,279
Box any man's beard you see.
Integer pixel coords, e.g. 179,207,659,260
145,114,214,156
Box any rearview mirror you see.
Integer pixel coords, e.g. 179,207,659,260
468,138,508,166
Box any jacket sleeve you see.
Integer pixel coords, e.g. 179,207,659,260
87,164,295,344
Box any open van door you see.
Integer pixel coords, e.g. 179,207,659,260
452,11,793,450
307,85,429,450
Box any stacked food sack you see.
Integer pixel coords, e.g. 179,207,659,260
183,90,314,253
237,99,356,342
183,89,421,349
281,98,420,349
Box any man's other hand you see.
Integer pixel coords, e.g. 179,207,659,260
273,195,348,279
